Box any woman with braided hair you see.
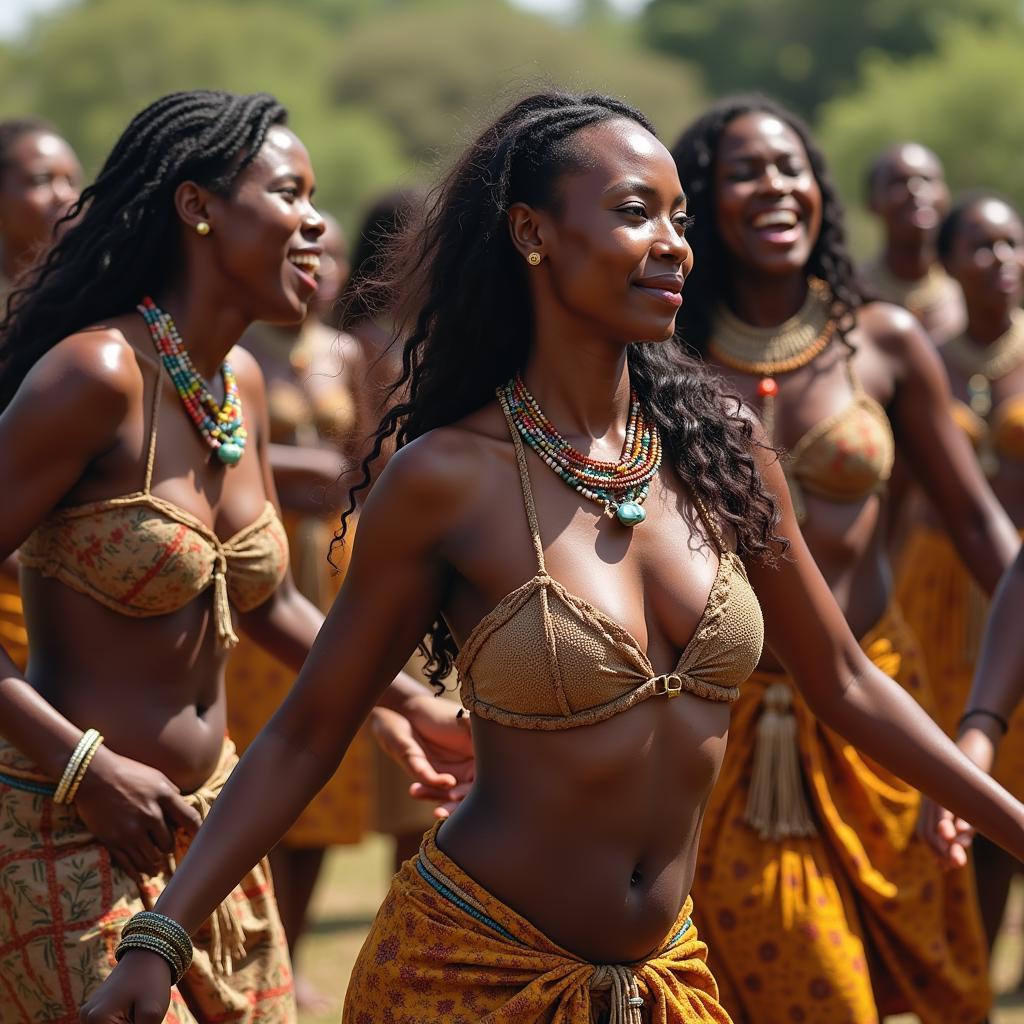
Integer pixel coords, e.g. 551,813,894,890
672,95,1018,1023
83,90,1024,1024
0,90,470,1024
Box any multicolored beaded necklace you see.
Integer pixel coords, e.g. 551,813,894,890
497,374,662,526
138,296,248,465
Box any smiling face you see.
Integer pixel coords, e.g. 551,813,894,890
0,130,82,266
870,143,949,243
944,199,1024,317
713,111,823,279
201,126,324,324
517,118,693,344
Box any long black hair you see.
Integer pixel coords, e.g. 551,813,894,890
671,94,866,353
0,90,287,408
335,90,782,689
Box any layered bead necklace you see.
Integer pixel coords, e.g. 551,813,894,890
497,374,661,527
138,297,248,465
944,309,1024,419
707,277,837,443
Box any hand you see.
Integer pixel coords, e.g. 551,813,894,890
73,746,202,877
371,695,474,817
79,948,173,1023
917,727,996,869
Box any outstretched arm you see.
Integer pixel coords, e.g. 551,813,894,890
745,438,1024,863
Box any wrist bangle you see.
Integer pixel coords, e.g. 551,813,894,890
65,733,104,803
116,911,193,985
53,729,101,804
957,708,1009,736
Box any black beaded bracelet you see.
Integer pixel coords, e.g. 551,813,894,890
957,708,1009,736
115,910,193,984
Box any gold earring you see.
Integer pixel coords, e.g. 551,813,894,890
195,221,211,236
527,251,542,266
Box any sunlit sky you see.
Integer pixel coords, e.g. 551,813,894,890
0,0,648,39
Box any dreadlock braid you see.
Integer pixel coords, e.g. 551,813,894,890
0,90,287,408
334,90,781,691
670,94,866,354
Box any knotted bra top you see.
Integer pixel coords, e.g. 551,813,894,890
784,352,895,520
19,364,289,647
455,405,765,730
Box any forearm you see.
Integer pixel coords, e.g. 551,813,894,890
816,652,1024,858
238,586,323,675
941,496,1019,595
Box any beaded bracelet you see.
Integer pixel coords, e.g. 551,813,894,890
115,911,193,985
53,729,101,804
64,733,104,804
957,708,1009,736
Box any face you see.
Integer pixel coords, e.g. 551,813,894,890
203,126,324,324
870,144,949,241
0,131,82,262
525,119,693,343
713,111,823,278
944,199,1024,314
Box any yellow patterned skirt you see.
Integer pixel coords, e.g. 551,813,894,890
0,739,295,1024
895,524,1024,794
693,603,990,1024
344,822,733,1023
0,572,27,671
226,513,372,847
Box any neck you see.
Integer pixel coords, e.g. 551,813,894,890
151,276,251,380
881,236,936,282
729,271,808,327
523,311,632,446
966,303,1015,347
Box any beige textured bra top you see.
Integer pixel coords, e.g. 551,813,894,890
455,405,765,730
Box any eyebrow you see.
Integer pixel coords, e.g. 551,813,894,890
605,179,687,206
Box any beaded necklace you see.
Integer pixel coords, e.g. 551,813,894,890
708,277,837,443
862,260,952,321
945,308,1024,419
497,374,661,527
138,296,248,465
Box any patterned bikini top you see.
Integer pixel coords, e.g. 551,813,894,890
19,365,289,647
454,406,764,730
784,353,895,522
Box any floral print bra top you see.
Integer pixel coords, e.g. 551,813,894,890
454,405,765,730
19,367,289,648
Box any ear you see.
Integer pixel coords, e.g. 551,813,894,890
507,202,547,262
174,181,215,233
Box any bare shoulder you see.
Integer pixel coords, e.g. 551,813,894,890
856,300,932,362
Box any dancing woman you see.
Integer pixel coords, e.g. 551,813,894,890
0,90,466,1023
673,96,1018,1023
82,91,1024,1024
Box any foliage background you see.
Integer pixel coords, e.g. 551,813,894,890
4,0,1024,254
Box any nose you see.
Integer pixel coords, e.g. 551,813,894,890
906,176,928,199
302,203,325,239
652,215,691,267
759,162,789,196
50,176,78,208
993,240,1016,264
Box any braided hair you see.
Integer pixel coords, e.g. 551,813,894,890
335,90,781,690
0,90,287,408
671,95,866,354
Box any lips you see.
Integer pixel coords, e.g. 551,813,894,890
287,250,321,293
749,207,803,247
634,275,684,308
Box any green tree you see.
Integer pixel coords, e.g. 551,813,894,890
641,0,1019,117
818,21,1024,257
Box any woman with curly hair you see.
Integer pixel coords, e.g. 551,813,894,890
0,90,468,1024
672,95,1018,1024
82,91,1024,1024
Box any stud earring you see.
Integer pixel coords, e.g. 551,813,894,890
527,251,542,266
195,221,211,236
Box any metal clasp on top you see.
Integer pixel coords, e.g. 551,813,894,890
653,673,684,698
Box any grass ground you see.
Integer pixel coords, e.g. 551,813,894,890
293,836,1024,1023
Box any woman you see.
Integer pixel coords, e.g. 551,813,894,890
81,91,1024,1024
0,117,82,672
904,194,1024,944
0,90,468,1024
672,95,1018,1023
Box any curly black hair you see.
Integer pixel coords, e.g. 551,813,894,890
0,90,287,408
334,90,782,690
671,94,867,354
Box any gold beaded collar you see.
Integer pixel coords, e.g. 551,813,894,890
862,260,952,319
945,310,1024,383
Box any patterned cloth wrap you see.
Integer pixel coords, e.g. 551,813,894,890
344,821,733,1024
0,738,296,1024
692,601,990,1024
0,573,27,671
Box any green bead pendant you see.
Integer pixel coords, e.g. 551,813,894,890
216,441,243,465
615,501,646,527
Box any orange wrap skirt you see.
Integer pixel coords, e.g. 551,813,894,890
0,572,27,671
344,822,733,1024
693,602,990,1024
895,524,1024,793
